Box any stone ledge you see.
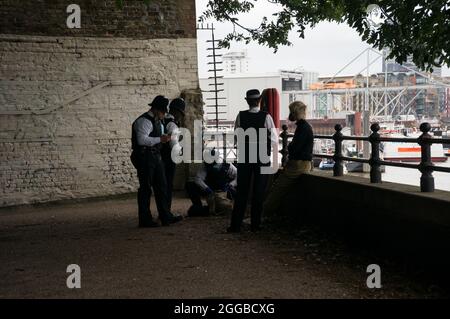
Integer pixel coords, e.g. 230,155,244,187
298,171,450,226
280,170,450,266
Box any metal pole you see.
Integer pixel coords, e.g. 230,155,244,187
384,50,388,119
333,124,344,177
418,122,435,192
369,123,382,183
280,125,289,167
222,132,227,162
363,48,371,172
211,24,219,131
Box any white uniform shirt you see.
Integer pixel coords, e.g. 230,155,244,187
164,114,183,156
234,106,279,145
134,111,162,147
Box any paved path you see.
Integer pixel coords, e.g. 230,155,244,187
0,194,445,298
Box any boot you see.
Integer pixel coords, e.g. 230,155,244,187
206,193,216,215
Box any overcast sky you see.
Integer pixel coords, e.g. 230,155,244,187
195,0,450,79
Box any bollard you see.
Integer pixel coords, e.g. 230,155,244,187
418,122,434,192
333,124,344,177
368,123,382,183
280,125,289,167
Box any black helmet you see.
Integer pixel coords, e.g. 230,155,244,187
169,98,186,114
245,89,261,100
149,95,169,113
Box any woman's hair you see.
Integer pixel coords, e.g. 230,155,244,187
289,101,307,120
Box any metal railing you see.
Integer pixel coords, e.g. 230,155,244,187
280,122,450,192
203,130,237,161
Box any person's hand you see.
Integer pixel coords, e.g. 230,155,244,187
160,134,171,143
227,186,236,200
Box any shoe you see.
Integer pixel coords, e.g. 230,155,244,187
206,193,216,215
139,220,159,228
188,205,209,217
170,215,183,224
226,226,241,233
161,215,183,226
251,225,261,232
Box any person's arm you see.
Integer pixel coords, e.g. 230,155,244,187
227,164,238,188
234,113,241,130
135,117,161,147
264,113,279,145
233,113,241,147
166,121,180,148
193,166,211,191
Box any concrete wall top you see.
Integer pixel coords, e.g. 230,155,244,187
279,171,450,268
303,171,450,226
0,0,196,39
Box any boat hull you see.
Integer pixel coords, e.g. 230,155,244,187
383,140,447,163
383,156,448,163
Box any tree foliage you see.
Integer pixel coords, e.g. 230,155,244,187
199,0,450,72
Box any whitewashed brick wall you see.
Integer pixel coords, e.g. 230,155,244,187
0,35,200,207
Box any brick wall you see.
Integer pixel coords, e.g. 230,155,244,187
0,0,196,38
0,0,202,207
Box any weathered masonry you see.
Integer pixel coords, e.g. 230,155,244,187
0,0,202,207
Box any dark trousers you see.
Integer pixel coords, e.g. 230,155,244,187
185,181,209,207
133,149,172,225
230,163,269,229
163,155,176,212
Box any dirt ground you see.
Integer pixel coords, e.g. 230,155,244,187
0,192,447,299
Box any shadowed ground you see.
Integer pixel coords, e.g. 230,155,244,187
0,193,446,298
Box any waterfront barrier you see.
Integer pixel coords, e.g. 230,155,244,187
280,122,450,193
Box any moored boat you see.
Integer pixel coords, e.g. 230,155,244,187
382,134,447,162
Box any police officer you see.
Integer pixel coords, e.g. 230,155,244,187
131,95,183,228
185,152,237,216
228,89,277,233
162,98,186,212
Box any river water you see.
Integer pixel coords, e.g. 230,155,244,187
351,159,450,192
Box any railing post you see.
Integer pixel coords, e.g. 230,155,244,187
369,123,382,183
333,124,344,177
418,122,434,192
280,125,289,167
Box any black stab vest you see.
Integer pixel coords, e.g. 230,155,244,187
205,163,231,191
238,110,271,164
131,112,162,150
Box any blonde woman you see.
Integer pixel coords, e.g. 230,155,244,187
263,101,314,217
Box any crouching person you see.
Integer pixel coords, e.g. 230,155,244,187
185,153,237,217
263,101,313,217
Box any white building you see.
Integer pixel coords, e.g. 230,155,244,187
200,70,318,123
223,51,250,75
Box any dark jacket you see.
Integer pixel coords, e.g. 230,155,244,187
288,119,314,161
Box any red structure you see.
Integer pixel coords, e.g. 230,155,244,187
261,88,281,128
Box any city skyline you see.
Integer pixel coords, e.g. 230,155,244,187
196,0,450,79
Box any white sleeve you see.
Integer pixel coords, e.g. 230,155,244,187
166,121,177,135
265,114,279,145
234,113,240,130
194,166,209,190
228,164,238,188
166,121,180,149
135,117,161,147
